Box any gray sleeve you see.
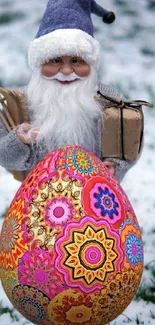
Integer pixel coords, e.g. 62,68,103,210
103,133,144,183
102,156,133,182
0,119,39,171
112,158,134,182
102,156,140,183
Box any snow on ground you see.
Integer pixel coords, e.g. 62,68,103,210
0,0,155,324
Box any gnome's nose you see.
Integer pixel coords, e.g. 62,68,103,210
60,65,73,75
91,0,115,24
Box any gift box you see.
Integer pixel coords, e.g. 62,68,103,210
97,91,152,161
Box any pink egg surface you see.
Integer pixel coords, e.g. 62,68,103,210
0,145,143,325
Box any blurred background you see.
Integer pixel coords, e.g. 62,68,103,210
0,0,155,324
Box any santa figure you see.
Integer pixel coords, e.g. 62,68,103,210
0,0,144,182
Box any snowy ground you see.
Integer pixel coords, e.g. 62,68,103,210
0,0,155,324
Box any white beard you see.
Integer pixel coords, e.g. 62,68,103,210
27,67,103,154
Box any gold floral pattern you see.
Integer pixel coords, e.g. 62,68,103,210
48,289,100,325
65,226,117,284
20,169,85,251
55,216,123,293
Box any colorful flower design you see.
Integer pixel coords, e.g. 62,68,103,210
45,195,75,226
121,224,143,269
0,199,27,270
56,146,102,179
18,248,66,299
12,285,52,325
82,177,125,228
47,266,143,325
35,170,84,225
72,149,94,174
19,169,85,250
0,146,144,325
125,233,143,266
48,289,101,325
55,216,123,293
0,215,19,253
91,185,119,219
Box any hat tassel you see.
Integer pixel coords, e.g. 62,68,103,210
91,0,115,24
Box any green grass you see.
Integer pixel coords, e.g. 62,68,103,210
135,314,144,324
0,12,25,24
0,302,19,322
0,301,30,324
150,310,155,319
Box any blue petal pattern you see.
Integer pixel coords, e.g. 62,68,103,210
125,233,143,265
94,186,119,219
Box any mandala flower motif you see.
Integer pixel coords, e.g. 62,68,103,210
45,195,75,226
40,170,84,221
12,285,52,325
82,177,125,228
48,289,101,325
0,200,27,270
72,150,94,174
18,248,66,299
121,224,144,269
92,185,119,219
125,233,143,266
19,169,84,250
55,216,123,293
56,146,101,179
0,215,19,253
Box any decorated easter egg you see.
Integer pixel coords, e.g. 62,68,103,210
0,145,143,325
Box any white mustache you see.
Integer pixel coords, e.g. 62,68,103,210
42,72,86,82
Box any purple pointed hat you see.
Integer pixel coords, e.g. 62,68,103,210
28,0,115,71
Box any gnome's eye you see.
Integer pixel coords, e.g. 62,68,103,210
71,57,79,64
52,58,61,64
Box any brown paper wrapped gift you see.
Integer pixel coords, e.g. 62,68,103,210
97,92,152,161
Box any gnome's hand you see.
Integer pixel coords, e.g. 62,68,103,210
16,123,39,144
103,160,116,176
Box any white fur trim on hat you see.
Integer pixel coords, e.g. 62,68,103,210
28,29,101,70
